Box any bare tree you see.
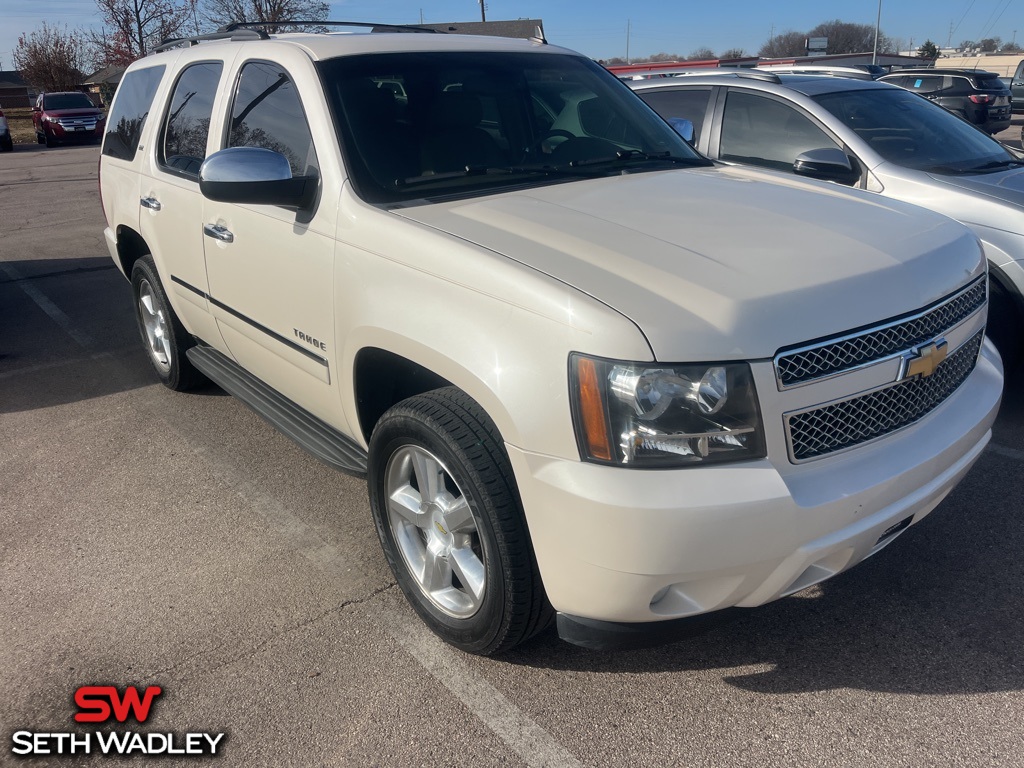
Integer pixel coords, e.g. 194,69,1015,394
687,47,716,61
1002,41,1022,53
202,0,329,32
13,23,87,91
807,19,893,54
720,48,747,59
90,0,200,67
758,31,806,58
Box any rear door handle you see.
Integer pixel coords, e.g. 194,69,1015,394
203,223,234,243
140,197,161,211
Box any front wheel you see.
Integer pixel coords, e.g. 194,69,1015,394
988,278,1022,370
368,388,551,655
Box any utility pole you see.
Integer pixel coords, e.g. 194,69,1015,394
626,19,631,64
872,0,882,64
479,0,486,22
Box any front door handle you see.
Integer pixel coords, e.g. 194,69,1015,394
140,196,161,211
203,224,234,243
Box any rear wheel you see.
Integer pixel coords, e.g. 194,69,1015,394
368,388,551,655
130,255,204,390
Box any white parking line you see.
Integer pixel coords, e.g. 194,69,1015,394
384,610,584,768
0,261,95,348
989,443,1024,462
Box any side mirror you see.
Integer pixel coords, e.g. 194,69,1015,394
199,147,317,209
32,105,40,112
793,148,860,186
667,117,695,144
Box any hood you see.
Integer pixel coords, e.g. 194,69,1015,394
46,107,104,117
928,165,1024,207
395,166,984,360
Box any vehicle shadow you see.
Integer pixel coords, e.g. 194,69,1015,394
0,256,223,413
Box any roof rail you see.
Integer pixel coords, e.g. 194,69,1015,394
219,20,442,34
625,69,781,83
154,28,268,53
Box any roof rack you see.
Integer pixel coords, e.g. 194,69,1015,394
154,28,268,53
220,20,442,34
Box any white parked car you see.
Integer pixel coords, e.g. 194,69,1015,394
99,23,1001,653
632,71,1024,365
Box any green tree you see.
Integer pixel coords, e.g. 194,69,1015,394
917,40,940,59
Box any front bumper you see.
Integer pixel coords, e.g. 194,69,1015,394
507,340,1002,636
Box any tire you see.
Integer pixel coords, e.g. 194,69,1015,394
36,131,44,145
130,255,204,391
0,138,11,152
368,388,552,655
987,278,1023,371
43,130,55,148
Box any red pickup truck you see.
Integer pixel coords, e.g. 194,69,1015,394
33,92,105,147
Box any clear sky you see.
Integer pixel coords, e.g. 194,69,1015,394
2,0,1023,73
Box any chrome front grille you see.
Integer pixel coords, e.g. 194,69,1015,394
57,116,99,130
785,332,983,462
775,278,986,388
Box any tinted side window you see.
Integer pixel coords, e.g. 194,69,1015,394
102,66,165,161
229,61,317,175
638,88,713,143
907,76,944,94
719,90,840,173
159,62,222,177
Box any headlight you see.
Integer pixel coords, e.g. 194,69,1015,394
570,353,765,467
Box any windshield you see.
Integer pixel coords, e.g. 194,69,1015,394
814,87,1015,174
43,93,96,110
318,52,707,204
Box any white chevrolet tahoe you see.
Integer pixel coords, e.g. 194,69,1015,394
99,22,1003,654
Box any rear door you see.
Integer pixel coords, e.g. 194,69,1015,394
139,60,228,348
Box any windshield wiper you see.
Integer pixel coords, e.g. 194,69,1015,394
966,158,1024,172
568,149,711,168
395,164,603,188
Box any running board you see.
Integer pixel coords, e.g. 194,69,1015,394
186,345,368,477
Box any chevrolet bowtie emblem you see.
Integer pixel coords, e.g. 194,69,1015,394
904,339,948,379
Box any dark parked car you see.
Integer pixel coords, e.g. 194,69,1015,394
877,68,1011,134
33,92,106,147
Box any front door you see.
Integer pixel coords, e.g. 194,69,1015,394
202,59,340,423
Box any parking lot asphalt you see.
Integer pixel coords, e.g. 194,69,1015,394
1,139,1023,768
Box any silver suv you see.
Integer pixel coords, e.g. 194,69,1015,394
632,71,1024,366
99,24,1001,654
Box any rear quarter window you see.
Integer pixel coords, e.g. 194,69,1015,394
102,66,166,161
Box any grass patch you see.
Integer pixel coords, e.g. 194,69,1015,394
4,107,37,144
